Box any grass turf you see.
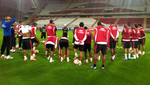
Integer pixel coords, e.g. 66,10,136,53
0,29,150,85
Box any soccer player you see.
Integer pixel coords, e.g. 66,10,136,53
16,21,23,49
1,16,16,59
74,22,87,65
84,27,93,63
19,24,36,61
46,20,55,37
72,25,78,45
40,25,47,42
58,36,70,62
131,24,140,59
62,24,68,37
31,23,39,52
138,24,145,55
122,22,132,60
109,22,119,61
10,22,17,53
91,22,109,70
44,36,58,62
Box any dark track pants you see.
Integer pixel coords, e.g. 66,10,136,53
1,36,11,56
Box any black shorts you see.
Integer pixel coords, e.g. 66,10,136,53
11,36,16,47
95,44,107,55
110,38,116,48
139,38,145,45
31,37,39,44
74,44,84,51
45,44,55,51
41,32,46,39
123,41,130,48
132,41,139,48
84,44,91,52
59,39,69,49
22,39,32,50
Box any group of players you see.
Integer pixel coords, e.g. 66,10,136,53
1,17,146,70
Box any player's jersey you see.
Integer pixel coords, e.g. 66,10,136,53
132,28,140,41
46,24,55,37
139,27,145,39
16,24,23,36
19,25,32,39
74,27,87,45
31,26,37,39
122,27,132,41
94,26,109,45
109,25,119,40
45,36,58,48
85,30,93,44
62,27,68,37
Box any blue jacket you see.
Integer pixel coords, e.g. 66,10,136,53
1,18,16,36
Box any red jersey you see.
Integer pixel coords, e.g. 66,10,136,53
109,25,119,40
45,36,58,48
132,28,140,41
139,27,145,39
94,26,109,45
74,27,87,45
16,24,23,36
31,26,37,39
14,27,18,37
122,27,132,41
46,24,55,37
85,30,93,44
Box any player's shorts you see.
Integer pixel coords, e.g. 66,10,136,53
31,37,39,44
84,44,91,52
11,36,16,47
110,38,116,48
123,41,130,48
139,38,145,45
132,41,139,48
22,38,32,50
95,44,107,55
59,39,69,49
74,44,84,51
41,32,46,39
45,44,55,51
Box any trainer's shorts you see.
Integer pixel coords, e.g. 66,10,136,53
123,41,130,48
110,38,116,48
41,32,46,39
74,44,84,51
59,39,69,49
132,41,139,48
95,44,107,55
22,39,32,50
84,44,91,52
45,44,55,51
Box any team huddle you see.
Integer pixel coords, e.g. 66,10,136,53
1,17,146,70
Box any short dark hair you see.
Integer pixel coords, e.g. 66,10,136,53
50,20,53,23
138,24,142,27
126,22,130,26
97,22,101,26
44,25,46,26
84,26,88,30
134,24,138,28
19,21,22,24
32,23,37,26
124,25,127,28
79,22,84,27
110,21,114,24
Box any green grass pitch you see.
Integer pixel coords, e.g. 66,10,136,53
0,28,150,85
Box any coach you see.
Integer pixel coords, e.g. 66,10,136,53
1,16,16,59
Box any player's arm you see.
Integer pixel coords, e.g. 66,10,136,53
74,29,79,41
8,18,16,25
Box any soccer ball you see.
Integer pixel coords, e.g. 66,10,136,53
34,50,39,54
74,59,79,65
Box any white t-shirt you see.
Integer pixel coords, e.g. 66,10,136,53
19,25,31,33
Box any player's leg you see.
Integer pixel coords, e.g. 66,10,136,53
88,44,92,62
91,44,99,69
78,45,84,65
60,48,63,62
142,39,145,55
49,45,55,62
1,36,6,58
19,36,22,49
6,36,13,59
66,48,70,62
44,32,46,41
84,44,88,63
23,50,27,61
101,45,107,70
30,39,36,61
33,37,39,50
73,45,78,59
127,41,131,60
